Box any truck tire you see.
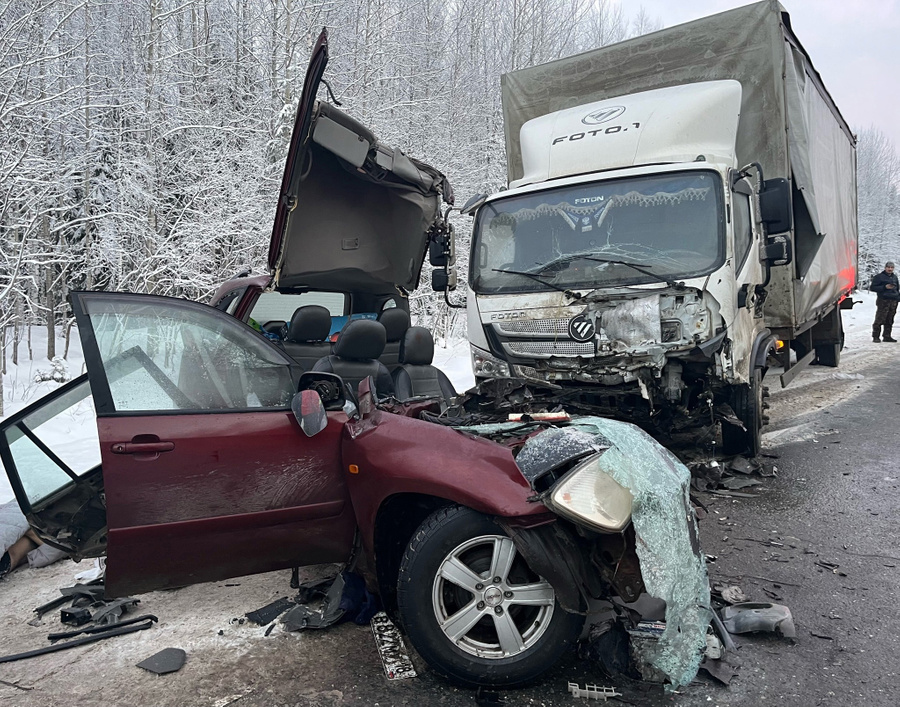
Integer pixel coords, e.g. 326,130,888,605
721,368,765,457
396,505,583,688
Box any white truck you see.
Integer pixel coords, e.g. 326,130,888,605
456,1,857,456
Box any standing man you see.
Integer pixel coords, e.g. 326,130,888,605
871,261,900,343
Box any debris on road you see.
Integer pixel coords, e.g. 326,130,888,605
720,602,796,638
136,647,187,675
371,611,416,680
0,615,157,664
567,682,622,701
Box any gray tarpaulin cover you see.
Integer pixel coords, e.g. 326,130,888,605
460,418,710,689
501,0,856,328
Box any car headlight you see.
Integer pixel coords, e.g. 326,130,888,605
546,453,633,532
471,345,511,378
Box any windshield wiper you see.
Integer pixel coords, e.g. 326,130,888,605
580,257,684,289
491,267,583,300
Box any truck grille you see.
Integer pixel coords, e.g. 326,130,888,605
503,341,594,358
493,318,570,336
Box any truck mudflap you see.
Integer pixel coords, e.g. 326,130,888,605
460,416,712,690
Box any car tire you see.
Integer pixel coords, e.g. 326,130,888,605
396,505,583,688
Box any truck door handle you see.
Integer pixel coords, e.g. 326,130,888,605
111,441,175,454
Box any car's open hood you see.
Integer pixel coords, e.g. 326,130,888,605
268,29,452,295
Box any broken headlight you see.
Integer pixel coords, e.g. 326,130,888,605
546,453,633,532
471,345,511,378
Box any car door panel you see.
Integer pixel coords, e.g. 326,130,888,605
68,291,356,597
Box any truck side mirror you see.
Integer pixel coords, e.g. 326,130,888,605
759,178,793,235
460,193,488,216
429,229,455,266
432,267,457,291
761,234,793,267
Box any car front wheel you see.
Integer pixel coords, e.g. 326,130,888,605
396,505,583,688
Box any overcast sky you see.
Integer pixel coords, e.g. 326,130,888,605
629,0,900,147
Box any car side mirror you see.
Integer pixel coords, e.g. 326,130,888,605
291,390,328,437
761,234,793,267
759,178,793,235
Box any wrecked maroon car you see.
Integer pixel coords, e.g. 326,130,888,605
0,30,710,690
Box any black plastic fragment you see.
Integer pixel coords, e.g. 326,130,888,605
0,616,157,664
136,647,187,675
60,607,92,626
49,614,160,643
246,596,294,626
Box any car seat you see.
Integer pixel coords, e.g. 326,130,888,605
312,319,394,399
281,306,333,371
377,308,410,372
391,326,456,404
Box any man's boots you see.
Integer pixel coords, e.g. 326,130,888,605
884,326,897,343
873,324,882,342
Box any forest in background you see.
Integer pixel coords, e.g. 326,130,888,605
1,0,898,372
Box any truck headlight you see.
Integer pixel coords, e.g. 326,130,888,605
546,453,633,532
471,345,511,378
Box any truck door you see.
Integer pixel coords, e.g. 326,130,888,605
71,291,356,597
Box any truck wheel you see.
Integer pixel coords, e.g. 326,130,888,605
722,368,765,457
396,505,583,688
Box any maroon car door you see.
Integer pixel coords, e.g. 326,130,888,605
71,291,356,597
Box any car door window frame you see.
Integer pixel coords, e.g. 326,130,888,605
71,291,301,417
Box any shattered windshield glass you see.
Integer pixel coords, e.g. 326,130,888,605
470,171,724,294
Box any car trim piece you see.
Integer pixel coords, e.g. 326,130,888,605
0,374,96,514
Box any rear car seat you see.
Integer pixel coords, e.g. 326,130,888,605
312,319,394,399
280,305,333,371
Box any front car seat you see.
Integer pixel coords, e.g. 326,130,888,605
377,308,410,372
281,305,333,371
312,319,394,398
392,326,456,404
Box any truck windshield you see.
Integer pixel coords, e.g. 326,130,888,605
470,171,724,293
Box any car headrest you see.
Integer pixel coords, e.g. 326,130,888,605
333,319,387,361
399,326,435,366
377,308,410,342
286,305,331,342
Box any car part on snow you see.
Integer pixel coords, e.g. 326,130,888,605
0,616,157,664
281,571,379,632
60,607,92,626
136,647,187,675
245,596,295,626
91,597,140,625
567,682,622,701
34,581,104,619
370,611,416,680
720,602,796,638
48,614,160,643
